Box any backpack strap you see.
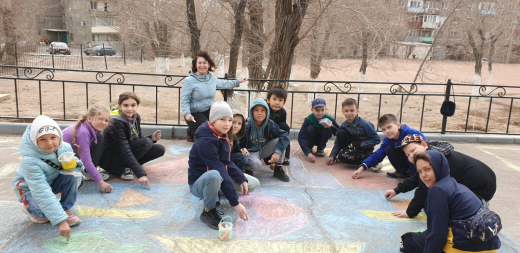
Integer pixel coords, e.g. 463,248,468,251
40,158,63,170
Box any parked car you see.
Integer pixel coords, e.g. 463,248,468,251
84,45,116,56
49,42,71,55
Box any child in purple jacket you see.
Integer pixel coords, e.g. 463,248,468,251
63,105,113,193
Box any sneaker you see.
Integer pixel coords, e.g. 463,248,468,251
316,149,325,157
65,210,81,227
21,204,49,224
273,167,290,182
200,208,223,230
121,168,134,181
186,134,195,143
282,159,290,165
82,170,110,181
370,163,383,172
387,171,407,178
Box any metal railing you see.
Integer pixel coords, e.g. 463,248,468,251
0,65,519,135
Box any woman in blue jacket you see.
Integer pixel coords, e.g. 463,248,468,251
181,51,247,142
400,150,500,253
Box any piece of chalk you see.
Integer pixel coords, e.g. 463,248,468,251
192,119,196,123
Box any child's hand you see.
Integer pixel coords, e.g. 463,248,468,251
139,176,150,190
391,210,409,218
352,167,364,179
152,130,161,141
384,190,397,200
241,148,249,156
269,153,281,164
240,181,249,196
233,203,249,221
326,157,334,165
58,220,71,242
323,124,331,129
99,180,113,193
307,154,316,163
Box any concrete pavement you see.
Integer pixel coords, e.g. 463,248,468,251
0,134,519,252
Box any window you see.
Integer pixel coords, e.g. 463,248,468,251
424,15,435,23
410,1,422,7
414,15,421,22
442,2,447,9
425,1,435,8
90,1,98,10
69,17,72,26
69,0,72,9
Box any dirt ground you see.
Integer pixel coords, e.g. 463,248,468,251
0,57,519,134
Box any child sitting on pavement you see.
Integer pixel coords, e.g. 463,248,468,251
13,115,81,242
266,88,291,165
63,105,113,193
352,114,427,179
188,101,258,230
231,109,249,172
298,98,340,163
385,134,497,219
326,98,381,167
240,98,291,182
399,150,501,253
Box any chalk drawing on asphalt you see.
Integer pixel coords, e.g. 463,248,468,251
116,189,152,208
77,206,161,219
358,210,427,222
168,145,192,155
43,231,150,252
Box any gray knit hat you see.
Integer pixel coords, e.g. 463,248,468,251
209,101,233,124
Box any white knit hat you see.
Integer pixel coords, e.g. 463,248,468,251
30,115,63,149
209,101,233,124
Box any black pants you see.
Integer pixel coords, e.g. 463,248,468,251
186,109,210,137
90,132,104,168
278,122,291,159
335,130,373,165
130,137,166,165
400,231,428,253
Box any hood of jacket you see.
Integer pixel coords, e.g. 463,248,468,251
188,70,213,82
232,108,246,139
249,98,270,130
26,115,63,155
426,150,451,183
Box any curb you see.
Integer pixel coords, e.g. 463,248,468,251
0,122,518,144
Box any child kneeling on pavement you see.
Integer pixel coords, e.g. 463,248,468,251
188,101,260,229
13,115,81,242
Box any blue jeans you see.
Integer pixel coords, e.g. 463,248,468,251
190,170,222,210
231,152,248,170
384,144,416,175
25,174,78,219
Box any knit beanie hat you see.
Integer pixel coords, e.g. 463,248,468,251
30,115,63,149
209,101,233,124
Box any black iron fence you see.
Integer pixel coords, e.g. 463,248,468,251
0,65,519,135
0,43,146,76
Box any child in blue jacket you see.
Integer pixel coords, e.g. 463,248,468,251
188,102,258,230
13,115,81,242
400,150,501,253
352,114,427,179
240,98,291,182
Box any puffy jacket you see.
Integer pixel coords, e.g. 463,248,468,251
181,71,239,117
239,98,290,155
12,116,75,226
188,121,247,206
99,111,152,178
423,150,500,252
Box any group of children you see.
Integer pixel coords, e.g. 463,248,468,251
12,87,502,251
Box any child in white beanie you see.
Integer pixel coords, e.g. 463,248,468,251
12,115,81,242
187,101,257,230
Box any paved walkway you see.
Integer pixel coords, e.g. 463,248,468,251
0,134,519,252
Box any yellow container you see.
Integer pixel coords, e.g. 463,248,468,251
58,152,76,171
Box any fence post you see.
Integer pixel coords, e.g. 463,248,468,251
441,79,452,134
123,43,126,65
103,43,107,69
140,48,143,63
14,43,19,77
51,44,55,69
80,44,84,70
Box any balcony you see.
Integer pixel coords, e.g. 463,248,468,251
407,21,423,29
421,37,434,43
407,7,424,13
405,36,433,43
422,22,438,29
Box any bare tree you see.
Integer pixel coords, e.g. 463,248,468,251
308,16,332,102
186,0,201,59
226,0,247,79
244,0,266,90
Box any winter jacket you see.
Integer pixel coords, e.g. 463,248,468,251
395,146,497,218
181,71,239,117
239,98,290,155
12,116,75,226
188,121,247,206
298,113,340,156
423,150,500,253
361,124,427,169
269,106,287,125
99,110,153,179
63,122,103,182
329,115,381,158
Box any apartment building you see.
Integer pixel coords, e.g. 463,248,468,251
37,0,120,44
